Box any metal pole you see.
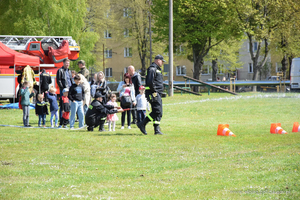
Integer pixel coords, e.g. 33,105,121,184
13,64,15,104
149,2,152,64
39,65,41,94
103,44,105,77
168,0,173,96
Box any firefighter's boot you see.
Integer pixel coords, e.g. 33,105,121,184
87,126,94,131
154,124,163,135
138,117,150,135
99,121,106,132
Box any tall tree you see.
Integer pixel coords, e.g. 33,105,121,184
152,0,242,91
109,0,166,75
234,0,300,84
269,2,300,79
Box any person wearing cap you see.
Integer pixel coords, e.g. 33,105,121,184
128,65,142,125
136,85,150,124
137,54,165,135
85,92,123,132
58,88,70,128
77,60,89,80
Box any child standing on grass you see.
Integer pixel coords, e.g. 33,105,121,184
106,94,119,131
58,88,70,128
69,75,85,129
46,86,59,128
35,94,49,127
20,81,35,127
136,86,150,124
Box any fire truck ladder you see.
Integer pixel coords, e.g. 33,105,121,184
0,35,79,51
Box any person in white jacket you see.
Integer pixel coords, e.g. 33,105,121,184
78,74,91,114
117,73,136,129
135,85,150,123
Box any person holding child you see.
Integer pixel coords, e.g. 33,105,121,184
106,94,119,131
35,94,49,127
46,86,59,128
58,88,70,128
136,86,150,124
20,81,35,127
85,93,123,132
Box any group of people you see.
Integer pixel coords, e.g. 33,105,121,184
19,54,166,135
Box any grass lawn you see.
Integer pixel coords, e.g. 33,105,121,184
0,92,299,199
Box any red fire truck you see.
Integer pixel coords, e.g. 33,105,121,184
0,35,80,102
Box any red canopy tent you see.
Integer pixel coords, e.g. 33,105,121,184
0,42,40,103
0,42,39,66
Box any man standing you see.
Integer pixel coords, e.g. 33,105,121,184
77,60,89,80
128,65,142,124
56,58,73,95
56,58,73,121
137,55,165,135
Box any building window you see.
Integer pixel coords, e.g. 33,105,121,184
105,68,112,77
248,63,253,73
124,67,128,74
218,66,224,74
201,65,209,75
105,48,112,58
124,28,131,37
124,47,132,57
248,42,258,52
276,62,282,72
176,65,186,76
163,64,169,76
253,42,258,51
123,8,131,17
104,30,111,38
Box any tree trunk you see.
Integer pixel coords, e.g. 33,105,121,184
281,54,288,79
288,56,293,79
192,46,204,92
212,59,218,92
212,59,218,81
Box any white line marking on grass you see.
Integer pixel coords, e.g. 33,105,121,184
0,124,87,130
164,93,300,106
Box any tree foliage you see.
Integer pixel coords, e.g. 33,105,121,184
152,0,242,91
233,0,300,82
0,0,98,70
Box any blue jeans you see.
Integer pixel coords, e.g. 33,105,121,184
83,104,88,115
22,105,30,126
38,114,46,126
70,100,84,128
50,110,58,127
137,110,146,123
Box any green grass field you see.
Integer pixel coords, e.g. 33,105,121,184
0,92,300,199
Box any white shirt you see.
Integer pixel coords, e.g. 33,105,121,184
136,93,150,111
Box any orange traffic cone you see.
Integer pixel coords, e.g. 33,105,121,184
292,122,300,132
270,123,287,134
217,124,236,137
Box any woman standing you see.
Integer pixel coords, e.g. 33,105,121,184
91,71,110,103
117,73,136,129
78,74,91,115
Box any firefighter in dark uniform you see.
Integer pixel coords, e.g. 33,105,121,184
138,54,165,135
85,92,123,131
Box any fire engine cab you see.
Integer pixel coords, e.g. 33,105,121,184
0,35,80,102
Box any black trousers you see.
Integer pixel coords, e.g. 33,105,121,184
131,103,137,122
145,91,163,124
121,102,132,126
